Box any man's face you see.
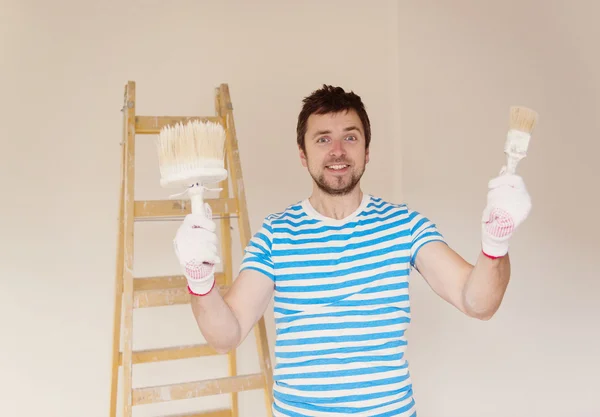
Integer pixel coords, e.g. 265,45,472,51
300,110,369,196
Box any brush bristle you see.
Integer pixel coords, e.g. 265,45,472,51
157,120,226,177
509,106,538,134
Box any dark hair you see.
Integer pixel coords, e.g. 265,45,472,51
296,84,371,152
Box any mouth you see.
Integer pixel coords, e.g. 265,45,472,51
325,164,350,173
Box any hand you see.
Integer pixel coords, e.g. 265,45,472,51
481,174,532,257
173,206,221,295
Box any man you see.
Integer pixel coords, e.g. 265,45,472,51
173,85,532,416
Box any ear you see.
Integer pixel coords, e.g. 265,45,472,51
299,146,308,168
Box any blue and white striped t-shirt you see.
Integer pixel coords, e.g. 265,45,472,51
240,194,445,417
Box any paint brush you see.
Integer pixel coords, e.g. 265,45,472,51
156,119,227,217
503,106,539,174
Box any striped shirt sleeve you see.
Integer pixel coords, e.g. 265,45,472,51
407,208,446,267
239,217,275,281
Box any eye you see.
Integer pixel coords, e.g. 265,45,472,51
316,136,329,143
345,135,357,141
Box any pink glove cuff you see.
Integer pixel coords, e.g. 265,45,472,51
481,233,509,258
188,280,216,296
482,248,505,260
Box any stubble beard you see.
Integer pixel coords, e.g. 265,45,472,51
308,158,365,196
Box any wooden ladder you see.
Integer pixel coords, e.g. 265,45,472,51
109,81,274,417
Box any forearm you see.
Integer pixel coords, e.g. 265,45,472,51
190,290,241,354
462,252,511,320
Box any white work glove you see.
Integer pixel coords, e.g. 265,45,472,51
173,204,221,295
481,173,532,258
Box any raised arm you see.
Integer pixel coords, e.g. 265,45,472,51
412,174,531,320
173,211,275,353
413,241,510,320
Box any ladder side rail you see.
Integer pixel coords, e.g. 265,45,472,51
218,84,274,417
121,81,137,417
215,87,240,417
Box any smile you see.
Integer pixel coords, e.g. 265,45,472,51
326,164,349,170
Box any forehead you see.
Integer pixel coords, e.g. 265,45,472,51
306,109,363,134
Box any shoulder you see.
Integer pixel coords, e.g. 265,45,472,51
365,195,414,218
365,196,435,232
368,195,405,209
265,201,302,220
255,200,311,233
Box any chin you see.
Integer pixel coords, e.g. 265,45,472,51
308,166,364,196
316,179,359,196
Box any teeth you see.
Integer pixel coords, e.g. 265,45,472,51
328,165,348,170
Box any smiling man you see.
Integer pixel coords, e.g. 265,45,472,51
172,85,532,416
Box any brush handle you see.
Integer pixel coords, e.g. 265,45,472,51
502,129,531,175
188,183,206,218
504,154,522,175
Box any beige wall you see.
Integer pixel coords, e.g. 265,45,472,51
397,1,599,416
0,1,400,416
1,0,597,416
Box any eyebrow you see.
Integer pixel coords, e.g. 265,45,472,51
313,126,362,138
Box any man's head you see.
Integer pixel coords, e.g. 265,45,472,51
296,85,371,196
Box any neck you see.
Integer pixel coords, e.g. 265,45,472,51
309,185,364,220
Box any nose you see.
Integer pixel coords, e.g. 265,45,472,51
329,138,346,157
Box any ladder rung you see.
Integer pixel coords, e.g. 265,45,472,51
134,198,238,220
133,374,265,405
135,116,222,134
119,344,220,365
160,410,231,417
134,286,229,308
134,274,226,291
133,275,228,308
133,287,185,308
